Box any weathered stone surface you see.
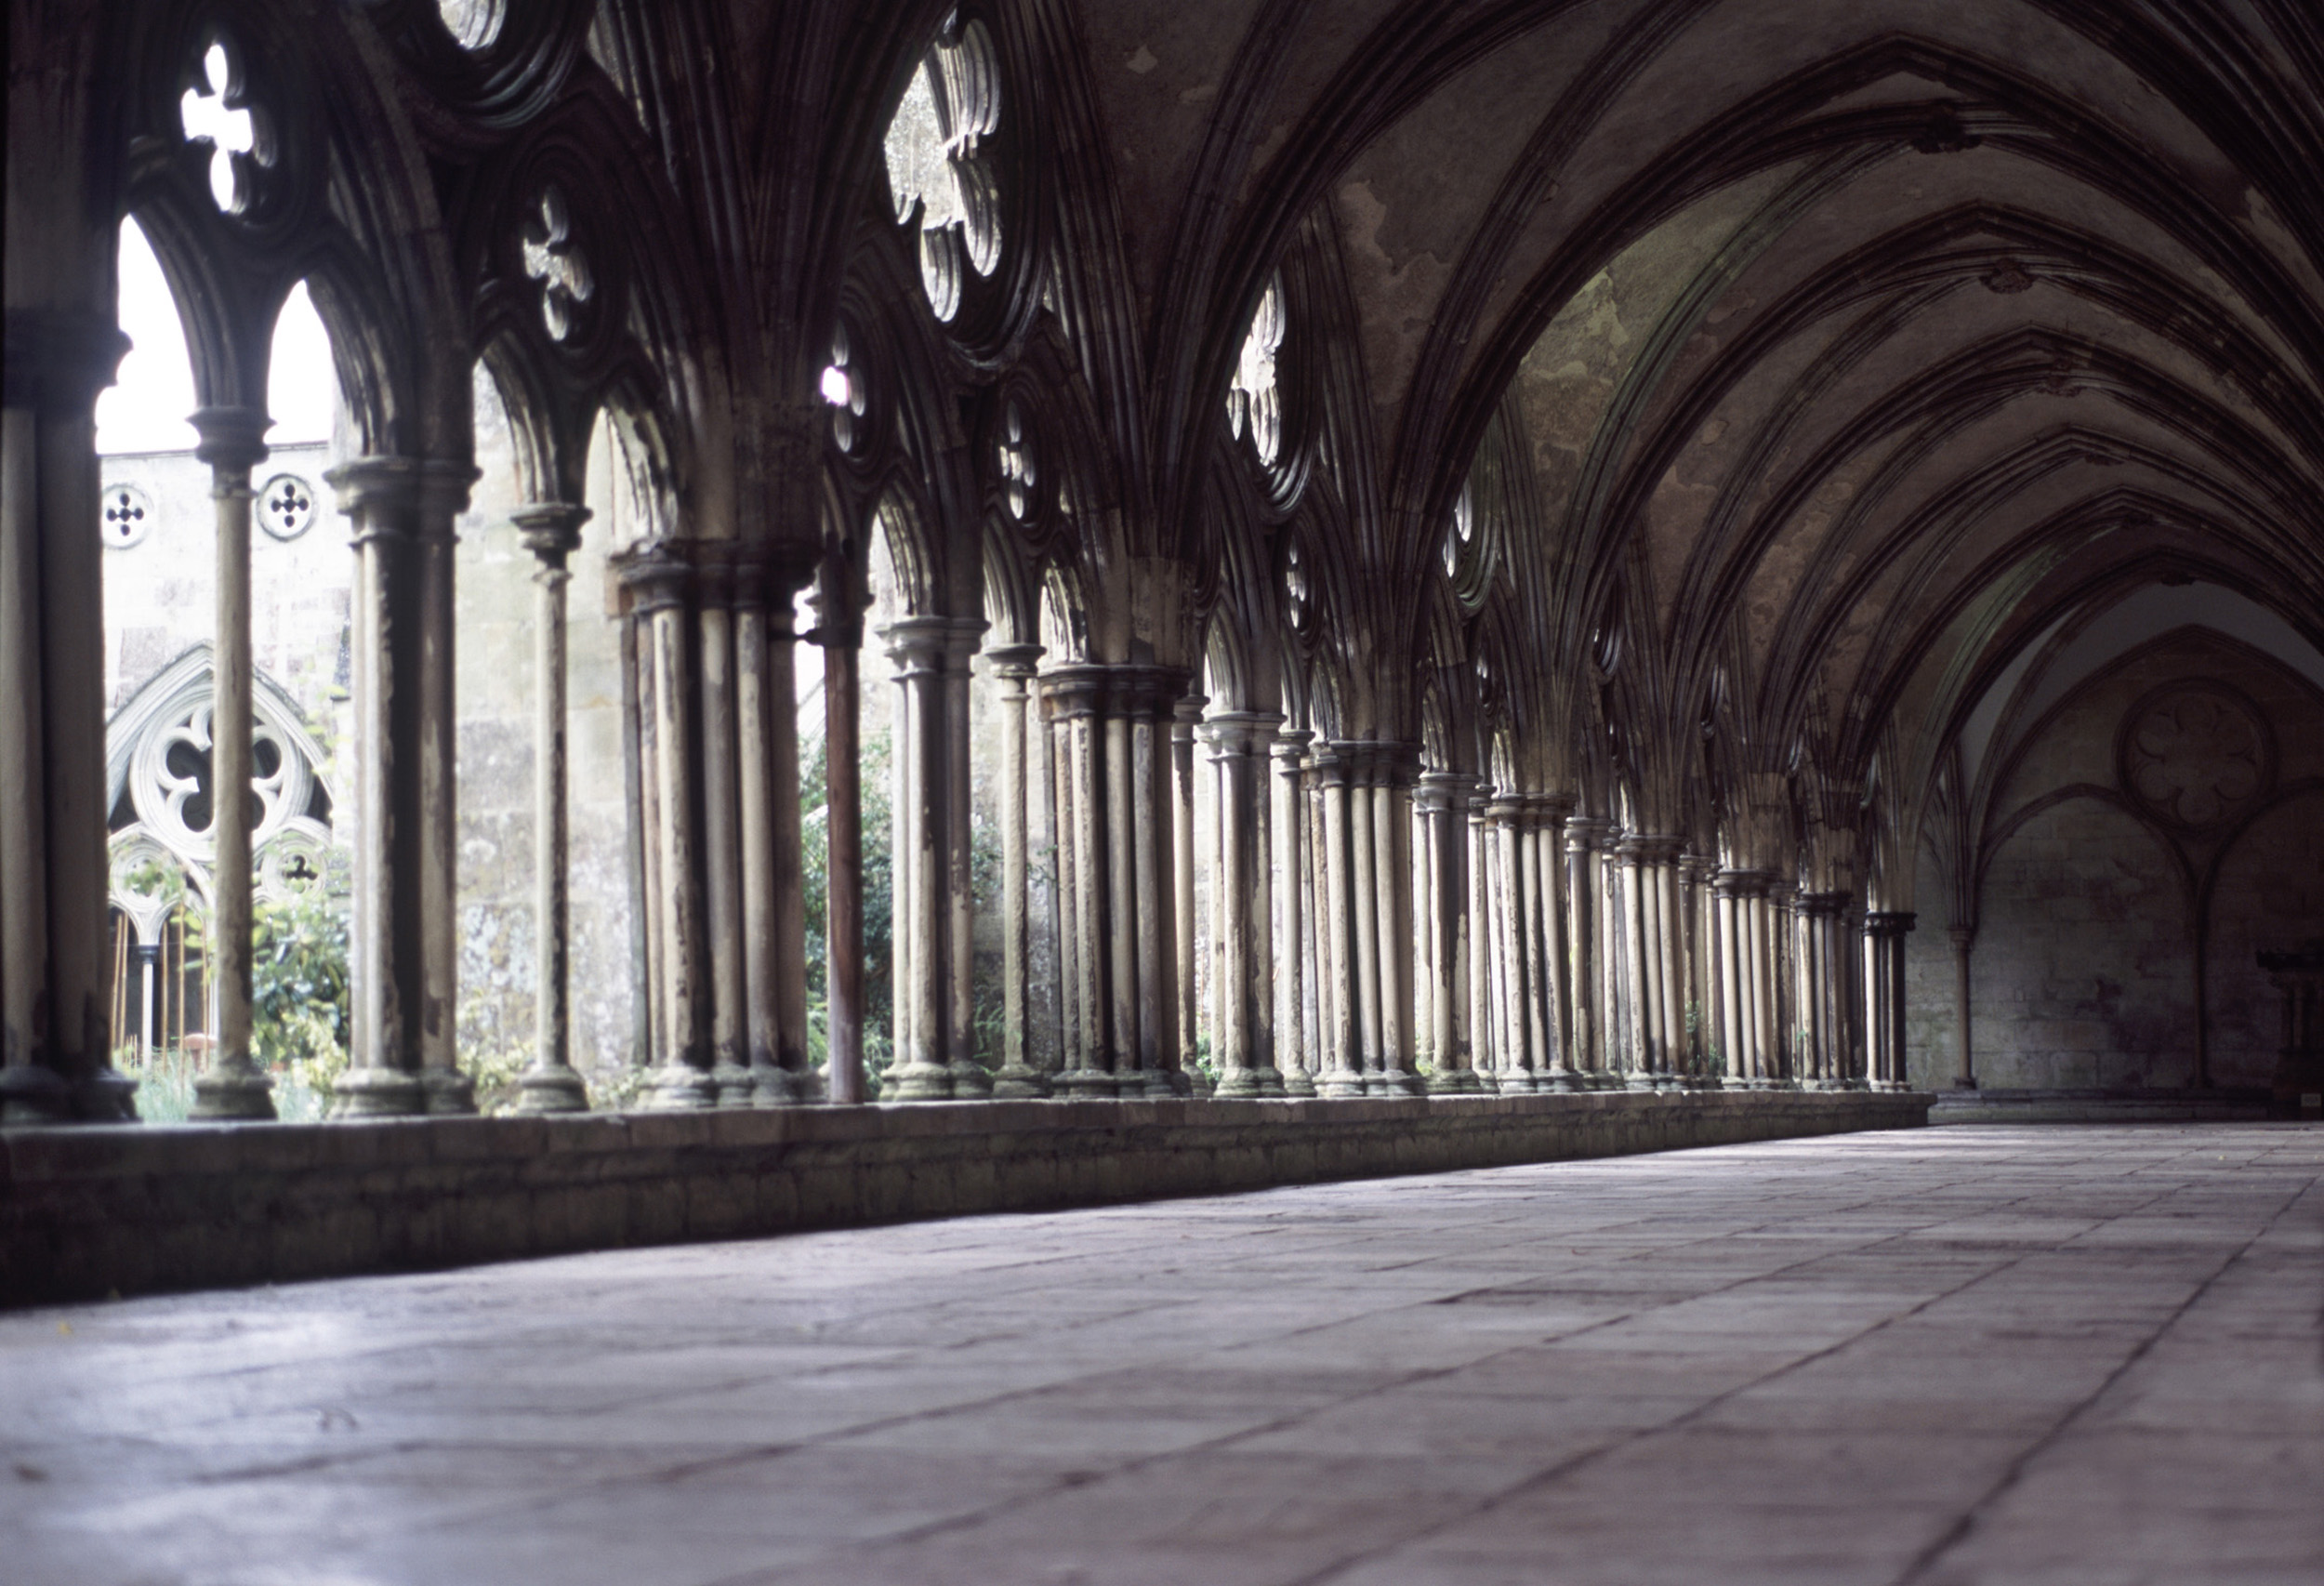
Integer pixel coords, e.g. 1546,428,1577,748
3,1124,2316,1586
0,1091,1924,1304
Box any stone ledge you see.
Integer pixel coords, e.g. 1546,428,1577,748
0,1090,1929,1306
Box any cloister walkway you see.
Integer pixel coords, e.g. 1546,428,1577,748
7,1124,2321,1585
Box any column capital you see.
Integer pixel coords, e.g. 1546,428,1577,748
511,501,591,564
1615,832,1685,865
1797,889,1853,919
190,406,271,474
1565,815,1617,852
1948,924,1977,952
4,309,129,411
1200,710,1285,755
878,614,953,674
1864,910,1917,934
1680,852,1721,885
1271,726,1314,762
326,456,481,531
612,539,693,614
984,642,1045,681
1715,866,1772,898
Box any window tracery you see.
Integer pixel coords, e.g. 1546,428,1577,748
997,402,1036,522
521,186,593,342
257,474,315,540
437,0,506,52
1228,274,1285,466
178,40,266,215
821,324,867,453
882,19,1002,323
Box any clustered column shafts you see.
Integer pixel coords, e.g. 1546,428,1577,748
812,559,866,1105
327,456,482,1117
987,645,1047,1098
736,552,818,1107
1563,817,1613,1090
1864,911,1915,1090
1414,772,1481,1092
1202,711,1284,1097
511,503,591,1115
1272,729,1314,1096
1172,696,1207,1095
188,407,276,1121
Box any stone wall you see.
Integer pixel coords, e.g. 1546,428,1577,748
0,1091,1927,1305
1905,629,2324,1093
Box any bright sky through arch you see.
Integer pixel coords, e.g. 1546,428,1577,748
98,216,338,455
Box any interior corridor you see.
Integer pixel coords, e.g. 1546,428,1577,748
6,1124,2320,1586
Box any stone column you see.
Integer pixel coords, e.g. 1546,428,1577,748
1486,793,1534,1092
1129,671,1186,1097
879,617,953,1100
1467,790,1494,1085
1862,912,1912,1090
944,619,991,1098
1205,711,1284,1097
325,459,441,1117
1042,667,1111,1097
1681,854,1719,1087
1173,696,1208,1094
738,553,816,1107
1273,728,1314,1096
3,314,135,1123
812,562,865,1104
1950,925,1977,1089
1564,818,1610,1089
1314,746,1364,1097
987,644,1047,1097
1416,772,1481,1093
1750,879,1781,1088
416,460,479,1115
1048,684,1085,1088
511,503,591,1113
623,548,715,1109
189,408,276,1119
695,556,755,1107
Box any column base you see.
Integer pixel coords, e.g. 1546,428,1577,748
1053,1066,1117,1100
1317,1070,1368,1099
1425,1067,1484,1095
647,1064,719,1110
751,1065,812,1107
191,1057,278,1121
422,1068,479,1116
1368,1070,1425,1098
1540,1066,1586,1094
0,1064,77,1127
948,1061,996,1099
710,1060,758,1108
883,1061,956,1102
331,1065,428,1118
1623,1073,1659,1091
1281,1065,1317,1099
1214,1065,1287,1100
1491,1070,1539,1095
990,1064,1051,1099
1137,1068,1189,1099
514,1065,591,1114
76,1065,141,1121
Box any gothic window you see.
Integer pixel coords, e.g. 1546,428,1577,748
258,474,315,540
178,39,267,215
821,324,867,452
102,484,155,549
882,19,1002,323
1228,274,1285,466
437,0,506,50
521,186,593,342
1284,535,1313,629
1444,482,1473,577
997,401,1036,522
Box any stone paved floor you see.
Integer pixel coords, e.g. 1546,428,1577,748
5,1124,2321,1586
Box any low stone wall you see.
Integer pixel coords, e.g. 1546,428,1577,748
1,1090,1928,1306
1929,1087,2275,1124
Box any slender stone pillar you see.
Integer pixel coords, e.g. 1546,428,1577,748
1042,668,1111,1097
1302,747,1327,1089
987,645,1046,1096
3,314,136,1122
1273,729,1314,1096
1129,671,1185,1097
1173,696,1208,1093
879,617,953,1100
695,557,755,1107
1714,870,1746,1086
415,460,480,1115
1467,791,1494,1085
1950,925,1976,1089
739,553,817,1107
1049,690,1084,1086
511,504,591,1113
326,459,439,1117
189,408,276,1119
944,620,991,1098
1416,773,1481,1093
1205,712,1284,1097
1314,747,1365,1096
1863,911,1912,1090
1750,879,1781,1087
1485,794,1533,1092
1564,818,1609,1088
812,562,865,1104
621,548,715,1109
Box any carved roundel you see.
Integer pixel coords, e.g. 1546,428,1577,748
2119,681,2275,831
102,484,156,549
257,474,317,540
